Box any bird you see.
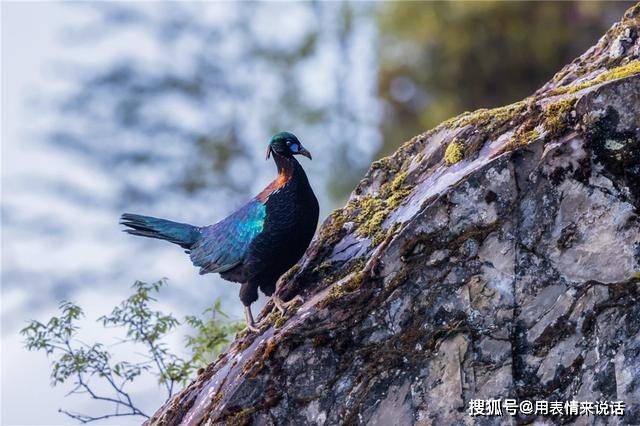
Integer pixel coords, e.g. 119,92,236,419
120,132,319,332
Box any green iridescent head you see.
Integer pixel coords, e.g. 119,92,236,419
266,132,312,160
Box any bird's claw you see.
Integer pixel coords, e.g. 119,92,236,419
273,295,304,315
289,295,304,306
243,306,261,333
274,299,286,315
245,322,261,333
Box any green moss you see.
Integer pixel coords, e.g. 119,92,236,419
385,190,406,208
279,264,300,283
235,335,251,351
212,390,224,404
312,260,334,275
228,406,259,426
443,101,527,134
317,166,412,251
511,129,540,148
370,156,396,172
357,196,385,218
318,284,344,309
344,271,366,292
381,171,408,197
388,171,408,191
384,172,412,209
550,60,640,95
319,271,366,308
317,209,349,246
543,98,576,138
315,257,370,309
444,140,464,166
593,60,640,82
351,198,383,237
372,222,401,247
371,231,386,248
264,310,283,328
329,283,347,299
357,210,387,238
351,172,412,242
263,299,301,329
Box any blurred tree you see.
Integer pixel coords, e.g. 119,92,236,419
49,2,380,214
376,1,633,156
22,279,242,423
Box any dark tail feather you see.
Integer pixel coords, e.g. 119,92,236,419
120,213,200,249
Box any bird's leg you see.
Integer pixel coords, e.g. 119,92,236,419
243,306,260,333
271,295,304,315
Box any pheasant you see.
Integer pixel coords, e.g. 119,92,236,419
120,132,319,332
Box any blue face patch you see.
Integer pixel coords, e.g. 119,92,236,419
290,143,300,153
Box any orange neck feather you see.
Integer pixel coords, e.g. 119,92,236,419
256,153,295,202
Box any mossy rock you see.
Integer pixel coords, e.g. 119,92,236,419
510,129,540,148
543,98,576,138
550,60,640,95
444,140,464,166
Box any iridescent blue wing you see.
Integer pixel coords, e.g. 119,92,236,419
190,200,266,275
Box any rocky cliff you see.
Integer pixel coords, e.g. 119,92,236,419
148,6,640,425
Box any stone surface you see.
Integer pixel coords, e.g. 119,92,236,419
148,6,640,426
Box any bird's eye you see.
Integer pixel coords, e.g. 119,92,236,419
286,141,291,146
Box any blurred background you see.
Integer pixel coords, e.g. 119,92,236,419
1,2,632,424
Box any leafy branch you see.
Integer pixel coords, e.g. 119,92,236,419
22,279,241,423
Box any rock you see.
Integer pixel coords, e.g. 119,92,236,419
609,27,636,60
147,6,640,425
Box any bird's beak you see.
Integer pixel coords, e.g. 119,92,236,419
297,146,312,160
265,145,272,160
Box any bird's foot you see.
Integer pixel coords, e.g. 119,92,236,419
243,306,261,333
245,322,260,333
272,295,304,315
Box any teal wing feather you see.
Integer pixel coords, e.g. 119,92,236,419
189,200,266,275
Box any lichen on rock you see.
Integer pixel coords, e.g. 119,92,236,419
543,97,576,138
549,59,640,96
443,139,464,166
510,128,540,148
